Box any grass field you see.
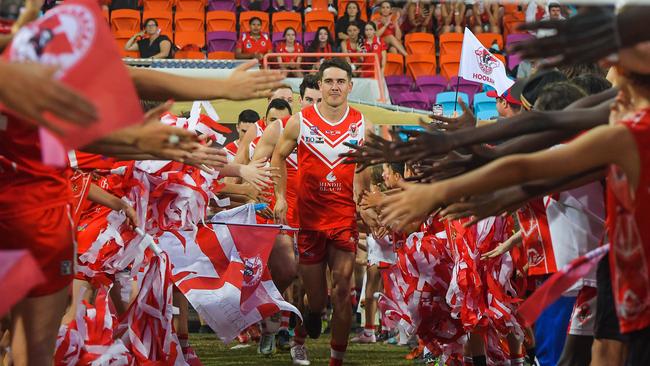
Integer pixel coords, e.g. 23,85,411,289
190,334,418,366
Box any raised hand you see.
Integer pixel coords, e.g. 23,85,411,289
379,181,441,231
340,132,395,171
510,8,618,68
390,128,454,163
438,185,527,226
407,150,477,182
240,158,277,190
221,60,286,100
424,98,476,131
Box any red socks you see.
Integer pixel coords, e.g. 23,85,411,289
329,342,347,366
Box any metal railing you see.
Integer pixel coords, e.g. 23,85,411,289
262,52,387,103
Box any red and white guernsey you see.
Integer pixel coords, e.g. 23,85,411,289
279,116,299,228
224,140,239,162
297,104,364,230
607,109,650,333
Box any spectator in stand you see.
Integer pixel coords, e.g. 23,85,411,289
305,26,335,71
124,18,172,59
341,23,365,76
275,27,304,77
335,1,366,43
304,0,337,15
235,17,272,60
440,0,465,34
374,1,408,57
276,0,302,11
470,0,500,34
402,0,434,35
536,1,565,38
362,22,387,77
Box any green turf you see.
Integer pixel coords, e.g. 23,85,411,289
190,334,417,365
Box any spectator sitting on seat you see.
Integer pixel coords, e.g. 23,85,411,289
374,1,408,57
235,16,272,60
275,27,304,77
341,23,365,76
276,0,302,11
470,0,500,34
440,0,465,34
124,18,172,59
402,0,434,35
362,22,387,78
335,1,366,42
536,1,565,38
305,26,335,70
304,0,337,15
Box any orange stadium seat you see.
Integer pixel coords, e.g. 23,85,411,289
503,12,526,38
405,54,437,79
439,53,460,79
175,31,206,49
208,51,235,59
476,32,504,50
239,11,270,33
175,50,206,59
142,10,173,36
305,0,329,11
384,53,404,76
175,11,205,32
337,0,368,21
305,10,334,33
176,0,206,12
110,9,140,33
272,11,303,34
206,11,237,32
114,31,139,58
143,0,173,11
405,32,436,55
439,32,463,56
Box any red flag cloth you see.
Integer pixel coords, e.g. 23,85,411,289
0,250,45,316
2,0,143,150
519,244,610,326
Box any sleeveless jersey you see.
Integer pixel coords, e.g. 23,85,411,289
224,140,239,162
606,109,650,333
297,104,364,230
279,116,299,228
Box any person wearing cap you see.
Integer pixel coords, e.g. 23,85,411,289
487,88,522,118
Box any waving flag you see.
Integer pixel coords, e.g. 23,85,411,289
158,204,301,343
459,28,514,96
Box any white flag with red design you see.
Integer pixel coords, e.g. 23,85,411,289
459,28,514,96
158,204,301,343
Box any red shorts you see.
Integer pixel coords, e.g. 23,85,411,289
0,204,75,296
297,227,358,265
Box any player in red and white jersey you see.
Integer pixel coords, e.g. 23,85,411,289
272,59,376,366
224,109,259,162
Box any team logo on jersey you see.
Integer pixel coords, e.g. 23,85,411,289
242,256,263,287
576,303,592,324
349,124,359,138
10,4,95,78
303,135,324,144
310,125,319,135
320,171,342,192
325,129,342,136
474,48,499,75
246,41,252,49
326,171,337,182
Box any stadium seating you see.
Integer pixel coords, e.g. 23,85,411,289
415,75,448,102
393,92,430,110
404,32,436,56
506,33,534,70
175,31,206,49
305,0,330,11
337,0,368,21
305,10,335,33
272,11,303,33
303,31,316,48
175,11,205,32
240,0,270,11
405,54,437,80
142,10,172,36
448,76,481,104
111,9,140,33
503,12,525,38
477,109,499,120
143,0,173,11
439,32,463,56
114,32,139,58
239,11,270,33
206,10,237,32
208,51,235,59
386,75,413,95
476,32,504,50
473,92,497,113
384,53,404,76
207,0,236,11
439,53,460,80
207,31,237,52
176,0,206,12
435,92,470,117
175,50,206,59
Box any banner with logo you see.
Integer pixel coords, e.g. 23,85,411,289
458,28,513,96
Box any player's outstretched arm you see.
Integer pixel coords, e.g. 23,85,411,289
251,121,281,162
271,114,299,225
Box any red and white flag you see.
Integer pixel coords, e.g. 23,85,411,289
158,204,301,343
459,28,513,96
3,0,143,163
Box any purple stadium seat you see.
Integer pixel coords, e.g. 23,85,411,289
448,76,481,104
415,75,448,102
207,31,237,53
506,33,534,70
303,31,316,48
393,92,431,110
386,75,413,95
272,0,299,11
239,0,270,11
207,0,235,11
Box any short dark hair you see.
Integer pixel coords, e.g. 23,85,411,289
570,74,612,96
249,16,262,25
548,2,561,10
388,162,405,178
318,58,353,81
266,98,293,117
299,74,320,98
534,81,587,111
238,109,260,125
143,18,158,27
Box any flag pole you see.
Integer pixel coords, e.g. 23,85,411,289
453,75,461,113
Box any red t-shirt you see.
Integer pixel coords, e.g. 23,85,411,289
276,41,304,64
0,113,72,218
237,32,272,55
363,36,387,72
376,20,396,38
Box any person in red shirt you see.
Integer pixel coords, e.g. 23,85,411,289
224,109,260,162
374,0,407,57
235,16,272,61
272,59,377,366
275,27,304,77
305,26,335,71
340,23,365,76
362,22,387,78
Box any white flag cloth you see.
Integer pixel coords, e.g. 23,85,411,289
458,28,514,96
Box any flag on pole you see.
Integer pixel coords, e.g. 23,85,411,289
158,204,301,343
459,28,514,96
